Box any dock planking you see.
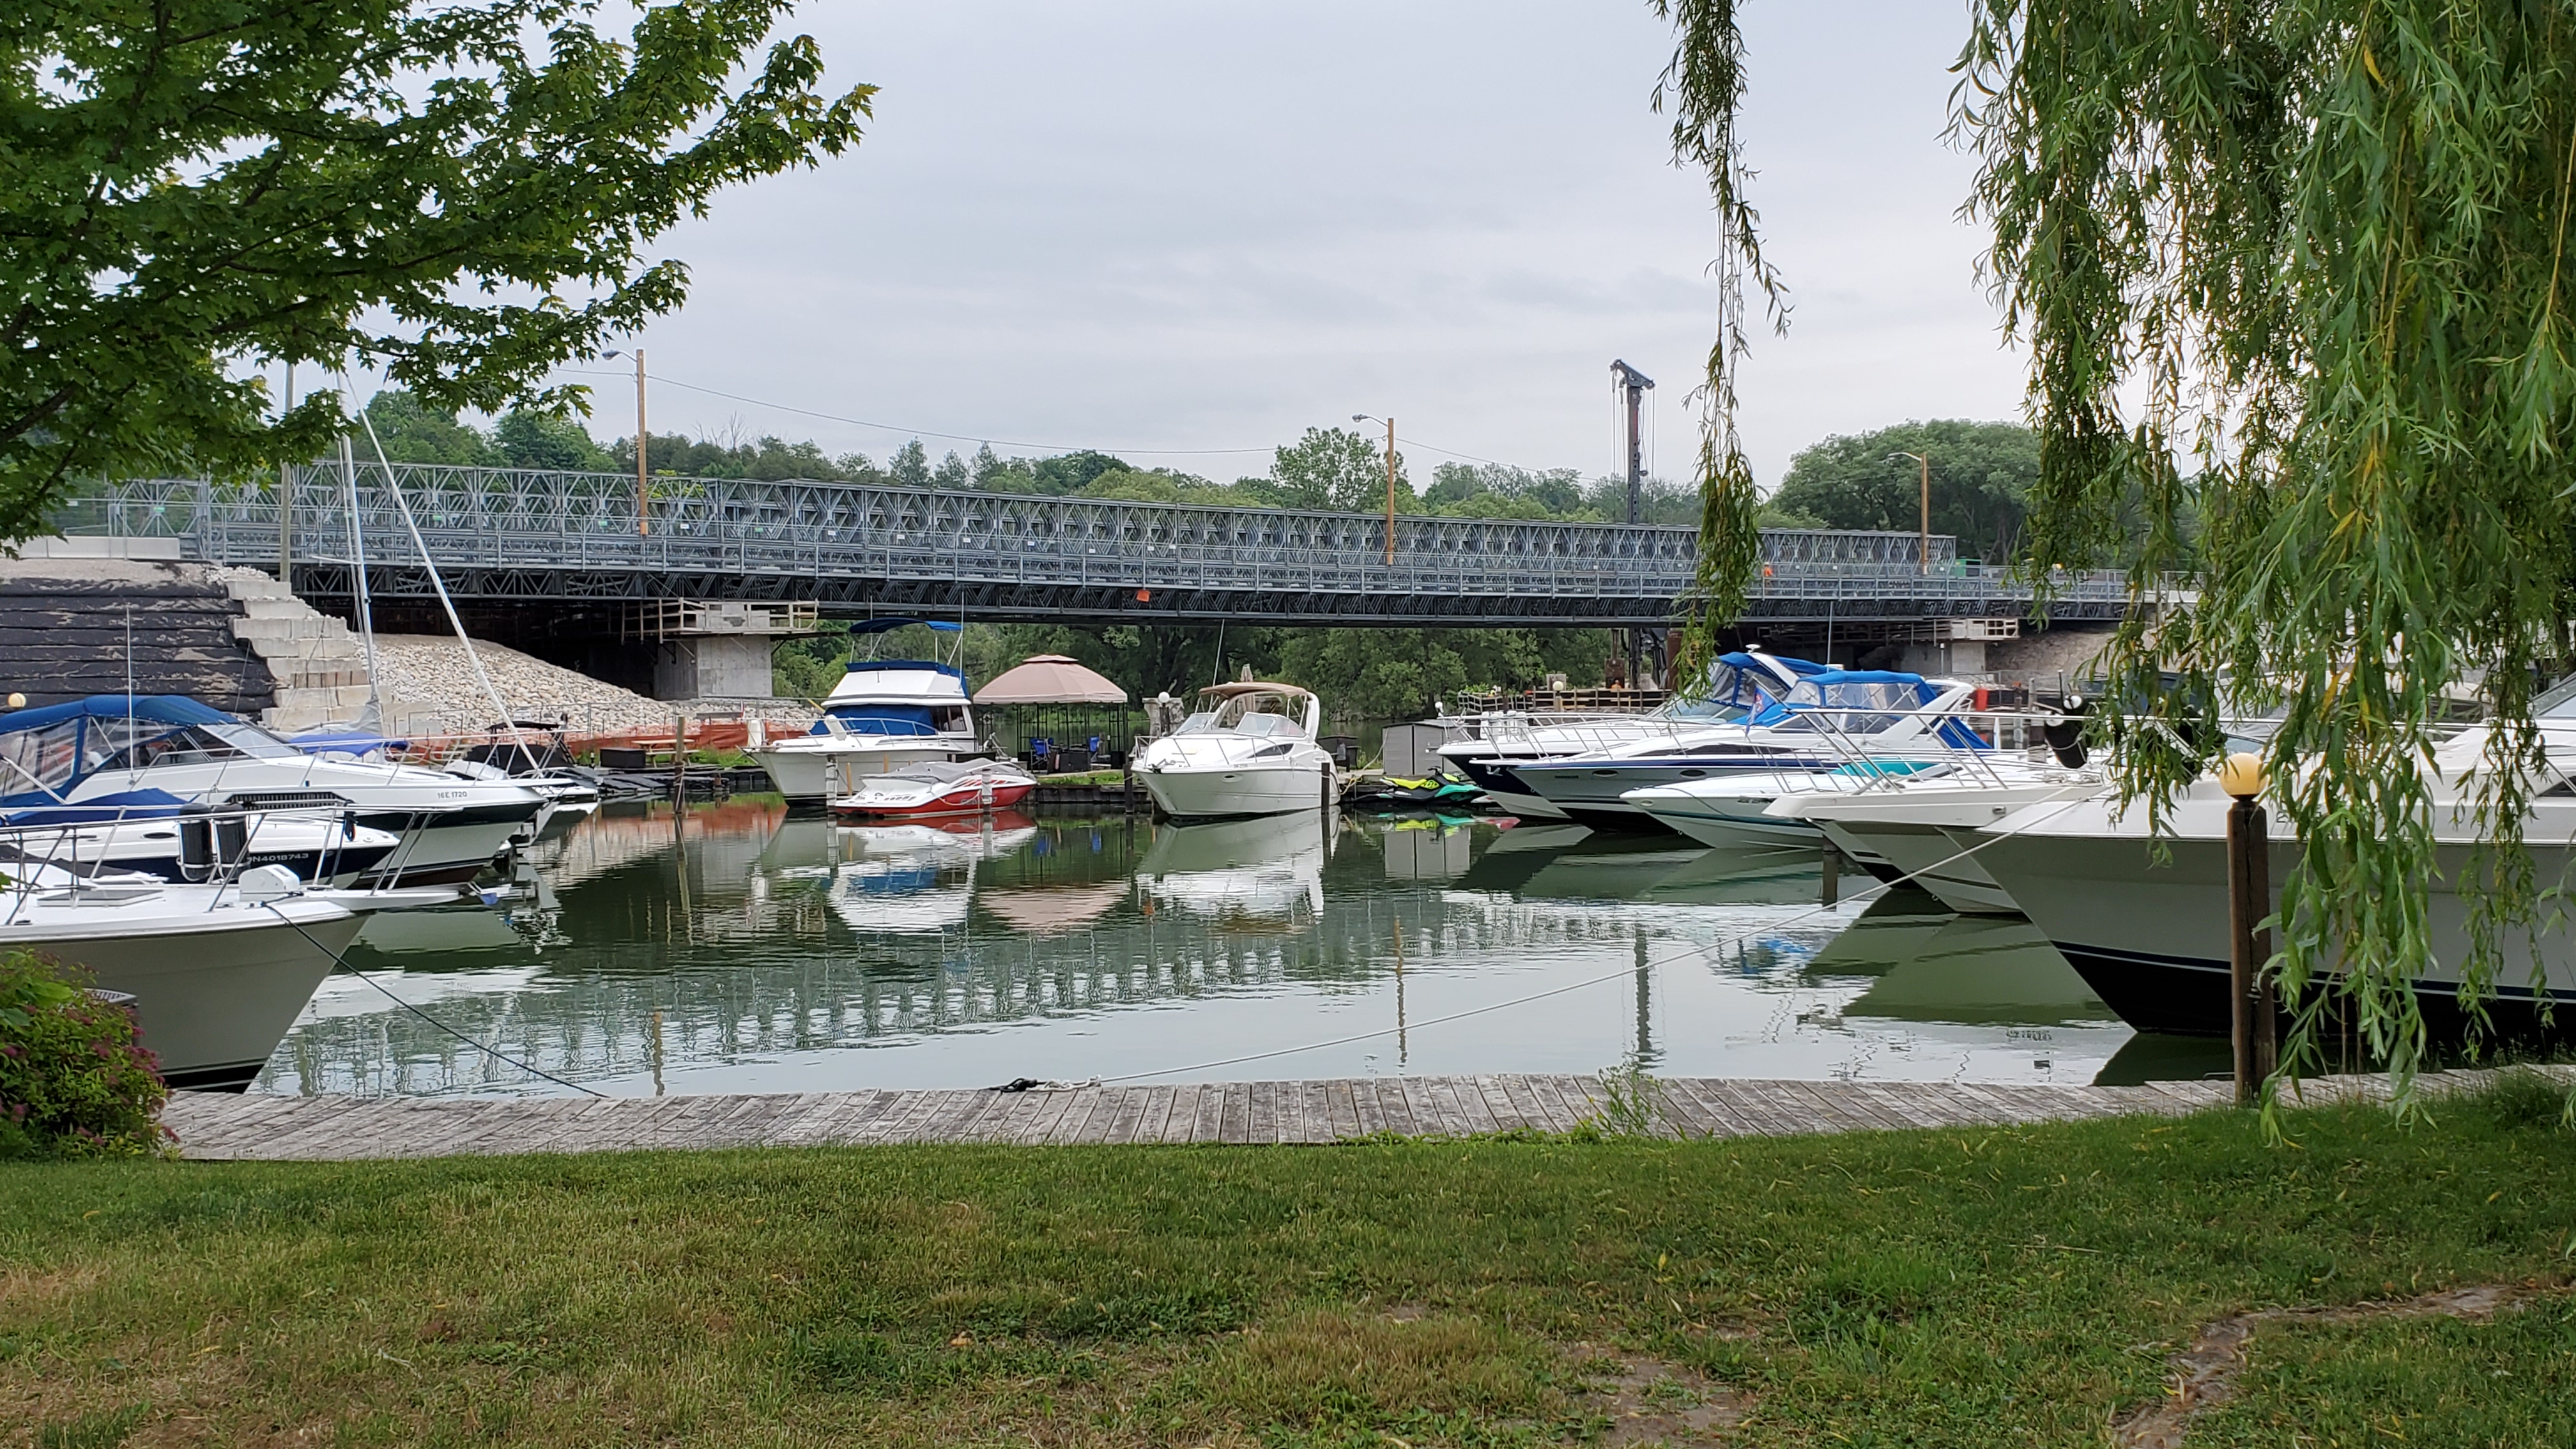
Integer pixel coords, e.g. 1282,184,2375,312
147,1068,2568,1162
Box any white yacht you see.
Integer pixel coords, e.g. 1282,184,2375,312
1131,682,1338,820
749,621,982,803
1622,758,1963,850
1962,710,2576,1039
1,696,546,886
0,791,406,887
1774,759,2107,912
1437,651,1824,819
1511,671,1988,830
0,859,406,1091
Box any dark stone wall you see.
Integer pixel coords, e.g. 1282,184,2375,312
0,570,275,713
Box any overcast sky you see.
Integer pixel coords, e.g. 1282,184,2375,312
579,0,2024,492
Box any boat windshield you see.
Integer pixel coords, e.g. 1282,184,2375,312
1763,680,1926,736
1170,711,1221,735
1206,692,1310,737
811,703,970,737
0,715,300,795
1650,657,1781,724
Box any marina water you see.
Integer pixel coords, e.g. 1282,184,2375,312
256,797,2223,1098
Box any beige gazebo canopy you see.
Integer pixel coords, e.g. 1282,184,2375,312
973,655,1128,706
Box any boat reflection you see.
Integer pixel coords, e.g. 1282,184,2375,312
1137,811,1330,931
1842,915,2117,1025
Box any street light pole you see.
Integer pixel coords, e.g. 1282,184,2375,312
634,348,649,537
1890,450,1931,574
1353,413,1399,565
606,348,648,536
1383,414,1397,566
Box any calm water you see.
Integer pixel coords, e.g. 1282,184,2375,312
254,797,2228,1098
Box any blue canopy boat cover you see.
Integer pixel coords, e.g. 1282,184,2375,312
0,694,268,807
289,728,408,757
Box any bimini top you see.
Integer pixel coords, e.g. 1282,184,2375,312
0,694,236,735
0,694,298,805
1199,680,1317,702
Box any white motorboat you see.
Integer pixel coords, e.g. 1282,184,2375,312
1962,732,2576,1039
1,696,546,886
1775,759,2107,912
1131,682,1338,820
750,620,984,802
0,861,361,1091
829,758,1036,820
1436,651,1824,818
0,792,405,888
1510,670,1989,830
1623,758,1961,849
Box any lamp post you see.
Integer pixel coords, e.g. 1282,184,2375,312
1888,450,1931,574
604,348,648,535
1352,413,1398,565
2220,751,2278,1104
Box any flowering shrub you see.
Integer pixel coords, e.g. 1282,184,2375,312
0,950,172,1159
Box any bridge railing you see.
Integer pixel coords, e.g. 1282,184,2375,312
52,466,2142,610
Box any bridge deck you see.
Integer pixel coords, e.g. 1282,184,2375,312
64,466,2147,627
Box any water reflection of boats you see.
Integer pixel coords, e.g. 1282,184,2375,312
1842,915,2115,1024
1137,811,1328,929
352,903,528,956
1634,845,1824,907
825,812,1039,936
1452,823,1591,894
2094,1031,2230,1086
978,883,1126,935
1804,889,1958,978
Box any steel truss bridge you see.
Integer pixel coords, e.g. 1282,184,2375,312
61,465,2138,629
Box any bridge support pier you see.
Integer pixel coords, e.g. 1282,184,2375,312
652,634,776,700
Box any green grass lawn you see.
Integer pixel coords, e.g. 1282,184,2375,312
6,1079,2575,1447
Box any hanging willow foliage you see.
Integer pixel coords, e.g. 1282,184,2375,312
1662,2,2576,1095
1651,0,1787,687
1953,3,2576,1095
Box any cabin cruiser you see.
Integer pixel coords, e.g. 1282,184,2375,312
434,724,602,840
0,857,450,1091
1770,758,2108,910
1961,703,2576,1039
1510,671,1987,831
1131,682,1338,820
1436,651,1824,819
1621,758,1963,849
0,696,546,886
0,791,406,887
750,620,983,803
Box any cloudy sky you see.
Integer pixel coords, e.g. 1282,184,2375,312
588,0,2025,492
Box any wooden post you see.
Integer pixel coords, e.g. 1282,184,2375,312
1820,845,1840,907
2221,753,2276,1103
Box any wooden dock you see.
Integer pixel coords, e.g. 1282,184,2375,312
157,1073,2282,1161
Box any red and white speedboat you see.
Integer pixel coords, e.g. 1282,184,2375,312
827,759,1038,820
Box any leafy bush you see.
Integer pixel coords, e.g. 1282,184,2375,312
0,951,171,1160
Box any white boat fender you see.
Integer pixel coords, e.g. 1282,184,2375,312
236,863,307,902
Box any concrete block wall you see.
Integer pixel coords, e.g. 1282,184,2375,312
212,570,378,732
